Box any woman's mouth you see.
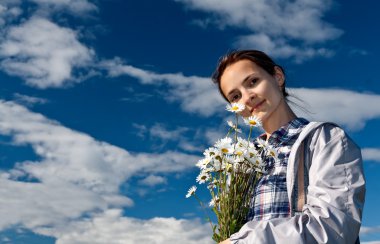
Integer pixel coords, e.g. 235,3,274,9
251,100,264,112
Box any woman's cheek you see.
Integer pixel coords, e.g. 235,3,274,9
240,107,251,117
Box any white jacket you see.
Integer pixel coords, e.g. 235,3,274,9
230,122,366,244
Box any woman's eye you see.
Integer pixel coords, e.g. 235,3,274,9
230,94,240,102
249,78,258,86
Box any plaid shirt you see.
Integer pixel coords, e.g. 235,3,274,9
247,117,309,221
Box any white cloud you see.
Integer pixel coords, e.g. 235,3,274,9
101,59,380,131
289,88,380,130
361,226,380,235
361,148,380,163
178,140,205,153
175,0,343,60
235,33,334,63
150,124,189,141
0,17,95,88
132,122,217,153
99,58,225,116
0,100,199,234
30,0,97,15
35,209,213,244
148,123,206,151
13,93,49,107
0,1,22,27
132,151,199,174
139,175,167,186
0,178,110,230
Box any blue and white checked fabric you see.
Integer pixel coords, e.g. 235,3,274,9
247,117,309,221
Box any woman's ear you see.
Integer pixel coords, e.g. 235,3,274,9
274,66,285,87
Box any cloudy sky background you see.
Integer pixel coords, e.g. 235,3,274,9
0,0,379,243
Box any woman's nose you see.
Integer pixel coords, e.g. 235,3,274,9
241,90,254,106
240,90,254,116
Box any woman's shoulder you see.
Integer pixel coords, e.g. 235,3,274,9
297,121,341,142
305,121,360,151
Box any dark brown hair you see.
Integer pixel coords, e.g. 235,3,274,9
212,50,289,101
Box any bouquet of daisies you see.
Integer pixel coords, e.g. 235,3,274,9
186,103,278,242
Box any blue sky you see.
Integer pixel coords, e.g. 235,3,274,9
0,0,380,243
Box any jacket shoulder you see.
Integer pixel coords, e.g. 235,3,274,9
308,122,360,152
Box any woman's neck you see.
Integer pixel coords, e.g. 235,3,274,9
263,102,296,139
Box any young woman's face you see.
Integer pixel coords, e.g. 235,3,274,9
220,59,286,125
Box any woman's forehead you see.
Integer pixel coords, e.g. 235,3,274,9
222,61,260,83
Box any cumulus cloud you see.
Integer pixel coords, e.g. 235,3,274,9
0,100,199,233
138,175,167,186
133,122,214,152
175,0,343,60
361,148,380,163
99,58,225,116
150,124,209,152
35,209,213,244
361,226,380,235
0,17,95,88
101,59,380,130
235,33,334,63
289,88,380,130
30,0,97,15
0,0,22,27
0,178,111,230
12,93,49,107
150,124,189,141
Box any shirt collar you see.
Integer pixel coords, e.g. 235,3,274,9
264,117,309,146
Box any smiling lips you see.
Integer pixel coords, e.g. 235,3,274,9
251,100,265,112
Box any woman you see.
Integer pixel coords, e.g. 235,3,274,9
212,50,366,244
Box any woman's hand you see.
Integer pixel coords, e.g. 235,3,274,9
219,239,231,244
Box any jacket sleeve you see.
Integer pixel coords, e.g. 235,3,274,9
229,125,366,244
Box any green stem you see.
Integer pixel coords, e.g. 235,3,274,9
234,114,239,143
226,128,233,138
248,126,253,144
193,194,215,231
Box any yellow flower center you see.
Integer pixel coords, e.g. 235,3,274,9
221,148,229,153
249,121,257,125
232,106,239,111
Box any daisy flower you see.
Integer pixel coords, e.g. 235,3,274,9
196,158,211,170
196,172,211,184
207,179,218,190
210,159,223,172
236,137,249,148
226,103,245,113
185,186,197,198
203,147,220,158
243,115,262,127
224,155,235,164
233,155,245,164
256,138,268,148
247,155,264,168
245,146,258,158
266,146,278,158
215,137,233,154
234,146,246,157
227,120,242,133
209,196,220,207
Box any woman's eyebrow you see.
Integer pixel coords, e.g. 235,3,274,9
227,89,237,97
242,73,256,84
226,73,257,97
